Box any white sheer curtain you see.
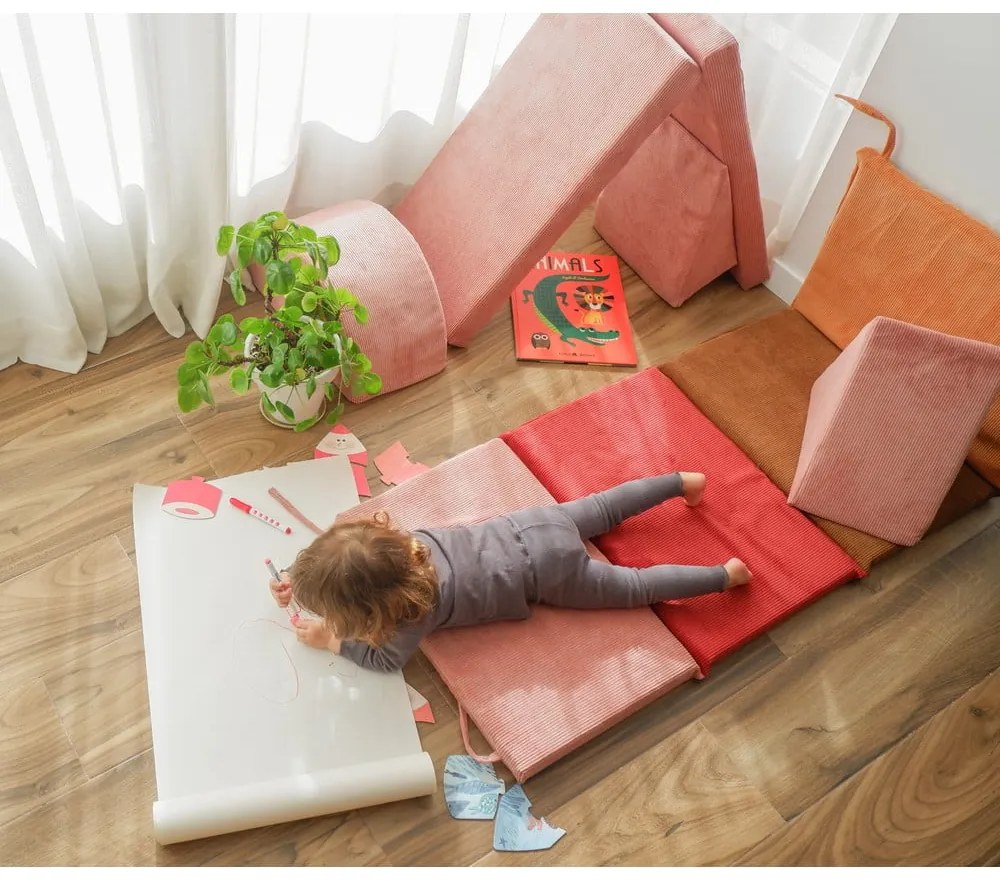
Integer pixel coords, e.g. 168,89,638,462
0,13,536,373
713,13,897,261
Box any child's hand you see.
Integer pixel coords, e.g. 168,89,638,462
269,571,292,608
294,617,340,654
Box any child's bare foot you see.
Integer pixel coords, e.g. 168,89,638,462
723,558,752,590
680,472,707,507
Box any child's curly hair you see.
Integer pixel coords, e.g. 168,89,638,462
290,512,438,646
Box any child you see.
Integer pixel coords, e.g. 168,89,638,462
270,472,751,673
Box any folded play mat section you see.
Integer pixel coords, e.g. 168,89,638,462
335,94,1000,783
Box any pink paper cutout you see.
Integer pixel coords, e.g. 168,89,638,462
374,442,430,486
413,703,435,724
316,424,369,466
353,463,372,498
406,683,436,724
162,476,222,519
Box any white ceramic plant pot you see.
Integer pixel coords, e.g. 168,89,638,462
244,335,339,428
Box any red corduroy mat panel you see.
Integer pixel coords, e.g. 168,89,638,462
502,368,864,674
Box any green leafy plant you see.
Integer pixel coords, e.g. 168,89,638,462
176,211,382,432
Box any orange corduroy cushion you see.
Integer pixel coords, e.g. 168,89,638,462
792,98,1000,487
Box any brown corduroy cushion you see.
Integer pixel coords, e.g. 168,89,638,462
659,309,996,570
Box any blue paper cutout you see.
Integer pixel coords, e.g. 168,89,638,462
444,755,505,820
493,784,566,852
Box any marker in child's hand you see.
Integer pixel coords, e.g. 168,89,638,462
265,557,301,624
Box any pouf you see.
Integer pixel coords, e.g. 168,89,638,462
788,317,1000,545
250,200,447,402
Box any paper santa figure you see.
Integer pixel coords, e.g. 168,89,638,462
314,424,368,465
314,424,371,498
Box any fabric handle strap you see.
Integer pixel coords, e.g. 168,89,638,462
836,94,897,158
459,706,499,764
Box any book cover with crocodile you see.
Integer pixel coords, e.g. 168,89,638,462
510,252,637,366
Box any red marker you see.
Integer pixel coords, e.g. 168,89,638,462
230,497,292,535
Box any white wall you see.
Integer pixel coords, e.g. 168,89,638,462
766,13,1000,303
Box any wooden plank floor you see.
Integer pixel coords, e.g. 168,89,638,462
1,208,998,866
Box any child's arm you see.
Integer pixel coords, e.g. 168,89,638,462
293,615,433,674
338,618,436,674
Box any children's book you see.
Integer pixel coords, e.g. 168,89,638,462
510,251,637,367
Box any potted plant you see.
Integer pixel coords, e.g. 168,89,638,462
176,211,382,432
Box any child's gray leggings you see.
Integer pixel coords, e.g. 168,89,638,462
509,473,729,608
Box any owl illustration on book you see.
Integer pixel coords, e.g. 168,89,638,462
530,332,551,349
574,284,614,326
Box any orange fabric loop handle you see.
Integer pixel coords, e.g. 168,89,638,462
459,706,499,764
836,94,897,158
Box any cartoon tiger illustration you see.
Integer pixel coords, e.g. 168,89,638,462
573,284,614,326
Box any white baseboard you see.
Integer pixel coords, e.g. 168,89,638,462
764,258,806,304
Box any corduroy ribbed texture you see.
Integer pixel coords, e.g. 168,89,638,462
502,369,863,675
593,117,737,306
335,439,699,782
789,317,1000,545
792,146,1000,487
658,309,996,569
655,13,769,290
594,12,768,306
393,13,701,347
287,201,447,402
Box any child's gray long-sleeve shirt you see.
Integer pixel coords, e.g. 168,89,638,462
337,475,728,673
338,518,533,673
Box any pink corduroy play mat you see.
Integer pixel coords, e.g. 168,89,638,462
337,371,863,783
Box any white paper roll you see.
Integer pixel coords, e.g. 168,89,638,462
153,751,436,845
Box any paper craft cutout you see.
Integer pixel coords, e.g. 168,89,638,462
311,425,371,498
493,785,566,852
315,424,368,466
444,755,505,821
353,463,372,498
406,684,435,724
268,487,323,536
374,442,430,486
161,476,222,520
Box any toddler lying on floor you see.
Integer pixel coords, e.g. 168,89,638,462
270,472,751,672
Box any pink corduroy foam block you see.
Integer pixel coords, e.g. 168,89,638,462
394,14,701,347
789,317,1000,545
250,200,446,402
335,439,699,783
595,13,768,307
